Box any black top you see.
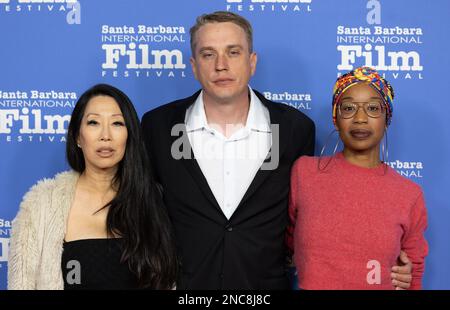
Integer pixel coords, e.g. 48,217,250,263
61,238,139,290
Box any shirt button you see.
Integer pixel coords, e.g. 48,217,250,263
226,171,230,175
225,224,233,232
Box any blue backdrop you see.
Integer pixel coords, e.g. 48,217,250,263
0,0,449,289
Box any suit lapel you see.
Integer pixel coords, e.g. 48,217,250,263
233,91,290,214
169,91,224,217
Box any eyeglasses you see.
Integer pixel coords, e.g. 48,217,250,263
338,101,385,119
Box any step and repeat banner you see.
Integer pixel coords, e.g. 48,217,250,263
0,0,449,289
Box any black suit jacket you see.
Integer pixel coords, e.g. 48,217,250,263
141,90,315,289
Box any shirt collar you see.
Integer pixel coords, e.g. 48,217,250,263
247,87,271,133
185,86,271,134
185,90,208,132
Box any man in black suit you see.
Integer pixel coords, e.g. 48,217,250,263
142,11,412,290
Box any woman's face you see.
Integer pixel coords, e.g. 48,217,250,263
77,95,128,173
336,83,386,154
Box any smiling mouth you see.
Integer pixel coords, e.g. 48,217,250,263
350,129,372,140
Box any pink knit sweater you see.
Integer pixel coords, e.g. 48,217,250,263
287,153,428,290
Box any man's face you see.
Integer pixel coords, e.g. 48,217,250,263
190,22,257,105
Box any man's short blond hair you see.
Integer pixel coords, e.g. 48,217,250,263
190,11,253,56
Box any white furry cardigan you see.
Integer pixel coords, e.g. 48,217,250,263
8,171,79,290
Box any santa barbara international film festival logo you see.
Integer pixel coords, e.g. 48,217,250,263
336,0,424,80
101,24,188,79
0,218,12,266
0,0,81,25
225,0,312,13
0,89,77,143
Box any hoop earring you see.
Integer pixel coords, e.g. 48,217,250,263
381,127,389,175
318,129,341,172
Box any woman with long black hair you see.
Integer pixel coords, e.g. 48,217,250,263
8,84,177,289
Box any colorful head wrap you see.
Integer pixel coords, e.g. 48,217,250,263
332,66,394,126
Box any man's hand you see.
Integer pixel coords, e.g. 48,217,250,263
391,250,413,290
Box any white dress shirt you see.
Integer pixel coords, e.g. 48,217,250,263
185,88,272,219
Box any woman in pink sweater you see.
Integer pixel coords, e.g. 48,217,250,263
287,67,428,290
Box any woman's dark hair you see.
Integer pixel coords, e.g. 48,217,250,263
66,84,177,289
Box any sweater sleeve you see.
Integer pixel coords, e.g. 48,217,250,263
401,190,428,290
286,158,301,256
7,184,44,290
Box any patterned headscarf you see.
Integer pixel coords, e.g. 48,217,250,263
332,66,394,126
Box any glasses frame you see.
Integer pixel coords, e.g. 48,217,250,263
338,101,386,119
